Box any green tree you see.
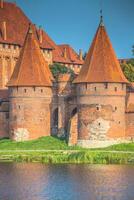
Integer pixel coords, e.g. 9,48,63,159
49,63,74,80
121,62,134,82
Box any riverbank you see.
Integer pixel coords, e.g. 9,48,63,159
0,137,134,164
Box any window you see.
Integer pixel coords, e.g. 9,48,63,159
104,83,108,89
115,87,117,92
97,106,99,111
115,106,117,111
94,87,97,91
41,89,43,93
24,89,27,93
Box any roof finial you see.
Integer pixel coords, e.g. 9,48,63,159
100,9,104,26
28,23,33,34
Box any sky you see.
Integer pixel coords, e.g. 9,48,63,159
10,0,134,58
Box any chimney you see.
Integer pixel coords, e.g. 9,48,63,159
79,49,83,60
0,0,3,8
63,47,67,59
2,21,7,40
39,26,43,44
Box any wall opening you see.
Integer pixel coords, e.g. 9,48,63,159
115,87,117,92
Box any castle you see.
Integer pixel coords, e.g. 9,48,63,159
0,1,134,147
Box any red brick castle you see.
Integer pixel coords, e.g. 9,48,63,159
0,1,134,147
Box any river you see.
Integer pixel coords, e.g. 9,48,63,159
0,163,134,200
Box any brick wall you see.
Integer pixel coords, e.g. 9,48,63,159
76,83,126,141
9,86,52,141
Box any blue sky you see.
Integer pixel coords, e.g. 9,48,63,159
12,0,134,58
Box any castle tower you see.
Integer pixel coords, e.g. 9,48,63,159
7,25,53,141
73,16,129,147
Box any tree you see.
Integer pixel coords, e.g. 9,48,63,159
121,62,134,82
49,63,74,80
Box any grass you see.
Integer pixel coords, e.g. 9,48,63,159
0,151,133,164
0,136,82,150
0,137,134,164
102,143,134,152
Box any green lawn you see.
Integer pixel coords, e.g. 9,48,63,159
0,136,134,151
0,136,82,150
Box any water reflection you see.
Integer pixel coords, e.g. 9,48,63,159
0,163,134,200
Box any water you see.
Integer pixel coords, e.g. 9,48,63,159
0,163,134,200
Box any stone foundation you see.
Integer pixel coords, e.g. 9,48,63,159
77,138,132,148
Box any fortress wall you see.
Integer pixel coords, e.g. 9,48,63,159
9,86,52,141
126,113,134,137
0,44,20,88
0,100,9,138
126,90,134,137
0,44,53,89
77,83,126,140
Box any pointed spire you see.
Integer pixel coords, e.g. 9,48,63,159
63,47,67,59
38,25,43,44
100,9,104,26
2,21,7,40
79,49,83,61
7,24,54,87
28,23,33,34
74,18,128,84
0,0,4,8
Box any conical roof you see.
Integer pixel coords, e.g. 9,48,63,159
7,24,53,87
74,18,128,84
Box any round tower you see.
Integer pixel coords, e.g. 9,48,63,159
7,25,53,141
73,17,128,147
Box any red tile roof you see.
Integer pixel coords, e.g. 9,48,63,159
0,1,53,49
7,25,53,87
58,44,83,65
74,20,128,84
0,1,82,65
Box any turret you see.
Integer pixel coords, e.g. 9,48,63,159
73,16,128,147
7,24,54,141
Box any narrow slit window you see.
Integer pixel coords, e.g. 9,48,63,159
115,87,117,92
